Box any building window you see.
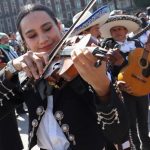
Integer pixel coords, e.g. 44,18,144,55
84,0,91,4
0,19,6,32
67,13,72,19
11,0,17,13
120,0,130,8
3,2,9,14
6,17,13,32
13,15,18,28
96,0,102,4
75,0,81,10
0,5,2,16
18,0,24,10
54,0,63,19
45,0,52,10
64,0,71,12
0,20,3,31
35,0,41,4
26,0,33,5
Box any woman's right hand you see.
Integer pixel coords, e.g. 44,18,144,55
13,51,49,79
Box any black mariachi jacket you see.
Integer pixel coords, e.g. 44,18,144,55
0,68,129,150
101,37,143,77
101,37,148,103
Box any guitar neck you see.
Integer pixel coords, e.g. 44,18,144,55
130,24,150,40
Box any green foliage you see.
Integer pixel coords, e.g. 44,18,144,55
134,0,150,8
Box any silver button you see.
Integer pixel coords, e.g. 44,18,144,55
61,124,69,133
36,106,45,116
68,134,75,141
30,131,34,138
68,134,76,145
55,111,64,121
32,119,38,127
55,111,64,125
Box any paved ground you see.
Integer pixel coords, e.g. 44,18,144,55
17,113,39,150
17,106,150,150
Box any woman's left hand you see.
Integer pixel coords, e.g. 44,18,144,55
117,80,133,94
71,47,110,97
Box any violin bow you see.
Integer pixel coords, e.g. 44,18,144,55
41,0,96,79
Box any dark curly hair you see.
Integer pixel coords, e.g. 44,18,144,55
16,4,58,41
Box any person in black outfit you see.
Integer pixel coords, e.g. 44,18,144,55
0,4,129,150
100,14,150,150
135,12,149,28
72,7,117,150
0,32,23,150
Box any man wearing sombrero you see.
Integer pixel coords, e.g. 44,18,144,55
72,5,110,40
100,15,150,150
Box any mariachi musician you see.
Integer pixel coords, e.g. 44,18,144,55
0,3,130,150
100,14,150,150
0,32,23,150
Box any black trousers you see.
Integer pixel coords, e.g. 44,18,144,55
0,109,23,150
124,93,150,150
40,148,72,150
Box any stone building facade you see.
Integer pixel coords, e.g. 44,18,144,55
0,0,135,33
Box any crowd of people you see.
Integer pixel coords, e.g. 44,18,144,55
0,2,150,150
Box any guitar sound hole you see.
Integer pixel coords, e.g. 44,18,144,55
140,58,147,67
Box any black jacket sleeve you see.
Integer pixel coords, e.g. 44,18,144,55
69,76,129,144
93,83,129,144
0,68,24,119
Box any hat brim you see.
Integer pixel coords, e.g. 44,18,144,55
100,15,142,38
72,5,110,35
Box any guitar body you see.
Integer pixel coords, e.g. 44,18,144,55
118,48,150,96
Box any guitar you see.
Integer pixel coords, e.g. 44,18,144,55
118,43,150,96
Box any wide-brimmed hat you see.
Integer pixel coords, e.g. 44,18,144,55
109,10,123,16
72,5,110,35
0,32,8,39
72,11,92,26
100,15,142,38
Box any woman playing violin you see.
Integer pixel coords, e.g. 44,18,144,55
0,4,129,150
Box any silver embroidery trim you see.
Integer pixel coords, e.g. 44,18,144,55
0,80,15,106
97,108,120,130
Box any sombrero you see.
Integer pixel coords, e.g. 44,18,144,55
100,15,142,38
72,5,110,35
72,11,92,27
0,32,8,39
109,10,123,16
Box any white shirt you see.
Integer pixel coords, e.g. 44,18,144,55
116,39,136,53
138,30,150,45
36,96,70,150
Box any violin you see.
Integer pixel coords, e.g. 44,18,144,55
44,34,108,84
22,0,121,90
21,34,122,90
21,0,97,90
